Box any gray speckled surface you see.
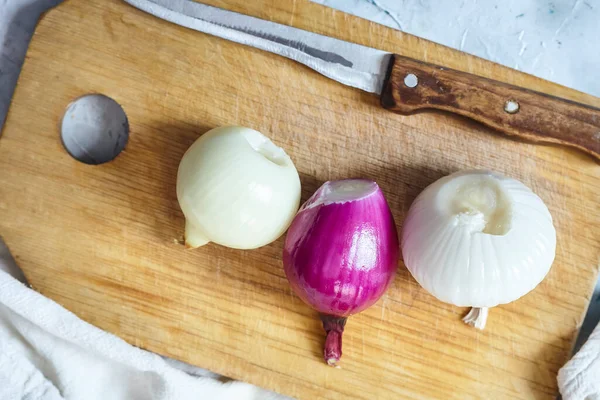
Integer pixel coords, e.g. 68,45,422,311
0,0,598,355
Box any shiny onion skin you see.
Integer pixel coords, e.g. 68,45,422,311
177,126,300,250
401,169,557,330
283,179,399,366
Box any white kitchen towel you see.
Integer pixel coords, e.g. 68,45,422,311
0,245,285,400
558,322,600,400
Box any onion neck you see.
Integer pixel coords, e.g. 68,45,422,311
320,315,347,367
184,221,210,248
442,173,512,236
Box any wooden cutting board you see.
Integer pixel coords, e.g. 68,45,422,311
1,0,599,398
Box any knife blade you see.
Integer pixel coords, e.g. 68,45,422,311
125,0,600,160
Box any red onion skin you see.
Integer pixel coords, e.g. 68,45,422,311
283,180,399,365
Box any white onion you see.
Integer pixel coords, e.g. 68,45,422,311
401,170,556,329
177,126,301,249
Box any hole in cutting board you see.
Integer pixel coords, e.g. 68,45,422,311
61,94,129,165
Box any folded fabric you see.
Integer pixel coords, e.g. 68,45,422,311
558,322,600,400
0,240,286,400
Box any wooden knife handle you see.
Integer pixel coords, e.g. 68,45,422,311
380,54,600,160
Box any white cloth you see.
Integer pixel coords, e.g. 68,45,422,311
558,323,600,400
0,243,285,400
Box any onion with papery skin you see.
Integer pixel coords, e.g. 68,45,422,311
401,170,556,329
177,126,301,249
283,179,399,366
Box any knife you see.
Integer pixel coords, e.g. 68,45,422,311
125,0,600,160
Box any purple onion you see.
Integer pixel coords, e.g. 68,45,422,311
283,179,399,366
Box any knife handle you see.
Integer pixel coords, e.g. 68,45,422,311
380,54,600,160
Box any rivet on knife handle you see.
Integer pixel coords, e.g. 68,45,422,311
381,54,600,160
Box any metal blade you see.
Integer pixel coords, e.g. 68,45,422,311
124,0,391,94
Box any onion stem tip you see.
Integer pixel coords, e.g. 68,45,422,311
462,307,489,330
321,315,347,366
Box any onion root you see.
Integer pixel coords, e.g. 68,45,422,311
321,315,347,367
462,307,489,330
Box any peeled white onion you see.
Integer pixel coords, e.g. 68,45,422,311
177,126,301,249
401,170,556,329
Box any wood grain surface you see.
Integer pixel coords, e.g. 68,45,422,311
1,0,599,399
381,54,600,160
